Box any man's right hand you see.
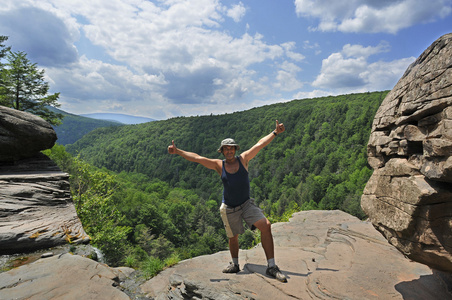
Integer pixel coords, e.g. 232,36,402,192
168,140,177,154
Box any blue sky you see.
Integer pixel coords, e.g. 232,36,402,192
1,0,451,120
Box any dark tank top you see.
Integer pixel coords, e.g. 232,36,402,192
221,156,250,207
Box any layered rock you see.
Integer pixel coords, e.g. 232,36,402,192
140,210,450,299
361,33,452,272
0,107,89,253
0,106,57,162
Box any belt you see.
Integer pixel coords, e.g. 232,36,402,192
226,199,250,212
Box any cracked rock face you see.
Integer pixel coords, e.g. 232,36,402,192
0,107,89,254
0,106,57,162
361,33,452,272
0,154,90,254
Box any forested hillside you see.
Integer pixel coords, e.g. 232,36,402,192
67,91,387,219
44,91,388,273
49,107,121,145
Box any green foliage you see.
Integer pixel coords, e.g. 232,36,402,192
67,91,387,220
142,256,164,279
44,91,388,277
164,253,181,268
0,36,11,105
0,50,62,125
48,106,122,145
44,144,227,272
44,145,131,265
0,36,11,65
238,229,260,249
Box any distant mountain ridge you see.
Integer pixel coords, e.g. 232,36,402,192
81,113,155,124
48,107,122,145
48,108,155,145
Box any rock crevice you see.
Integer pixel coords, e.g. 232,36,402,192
362,33,452,273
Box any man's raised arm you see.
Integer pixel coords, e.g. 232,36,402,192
168,140,222,175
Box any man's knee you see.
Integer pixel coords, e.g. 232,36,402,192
229,234,239,241
254,218,271,233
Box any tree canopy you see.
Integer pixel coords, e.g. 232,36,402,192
46,91,388,276
67,91,388,219
0,36,10,63
0,48,63,125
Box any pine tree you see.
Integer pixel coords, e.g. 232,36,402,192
0,36,10,62
0,50,63,125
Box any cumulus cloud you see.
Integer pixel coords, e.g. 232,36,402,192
274,61,303,91
293,89,333,100
46,56,165,101
0,0,305,118
312,42,415,93
294,0,452,33
0,6,78,67
227,2,247,22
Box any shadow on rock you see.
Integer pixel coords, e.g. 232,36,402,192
242,262,307,280
395,273,452,300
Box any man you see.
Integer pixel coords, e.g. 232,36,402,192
168,120,287,282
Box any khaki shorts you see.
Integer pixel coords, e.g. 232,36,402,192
219,198,266,238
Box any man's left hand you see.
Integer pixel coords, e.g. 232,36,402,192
275,120,285,134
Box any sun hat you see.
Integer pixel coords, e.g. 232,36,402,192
217,138,240,152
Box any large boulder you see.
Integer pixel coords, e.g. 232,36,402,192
0,106,57,162
0,154,90,254
361,33,452,272
0,253,134,300
140,210,450,299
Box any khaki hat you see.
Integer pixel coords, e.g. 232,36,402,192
217,138,240,153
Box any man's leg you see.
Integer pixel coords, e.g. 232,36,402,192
223,234,241,273
229,234,239,259
253,217,274,260
220,203,242,273
253,217,287,282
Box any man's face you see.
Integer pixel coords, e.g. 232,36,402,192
222,145,236,159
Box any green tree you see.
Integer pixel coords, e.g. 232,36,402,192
0,50,63,125
0,36,11,97
0,36,10,63
71,157,132,265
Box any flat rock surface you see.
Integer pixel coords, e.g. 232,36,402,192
141,210,451,299
0,253,134,300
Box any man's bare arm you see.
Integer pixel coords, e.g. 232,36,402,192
168,140,222,175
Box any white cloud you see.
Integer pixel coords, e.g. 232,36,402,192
293,89,333,100
294,0,452,33
0,0,306,119
227,2,246,22
312,42,415,93
274,61,303,91
46,56,165,101
342,42,390,58
303,40,321,55
282,42,305,61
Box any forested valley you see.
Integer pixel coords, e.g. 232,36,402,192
45,91,388,277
